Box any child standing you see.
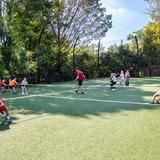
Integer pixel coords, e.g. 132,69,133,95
125,70,131,86
110,73,117,90
119,70,125,87
21,77,28,95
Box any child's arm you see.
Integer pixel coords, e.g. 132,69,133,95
75,75,79,81
0,98,4,106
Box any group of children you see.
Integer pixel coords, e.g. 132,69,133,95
0,77,29,124
0,77,28,95
109,70,160,104
110,70,130,90
1,70,160,125
74,69,160,106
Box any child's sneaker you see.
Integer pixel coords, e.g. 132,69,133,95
22,92,25,95
5,116,12,123
2,90,6,94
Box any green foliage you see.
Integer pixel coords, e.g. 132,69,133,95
0,0,112,82
1,0,160,81
145,0,160,21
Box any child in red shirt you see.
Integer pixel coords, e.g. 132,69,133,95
0,98,12,124
0,80,7,93
75,69,86,94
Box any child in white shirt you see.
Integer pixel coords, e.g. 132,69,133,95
21,77,28,95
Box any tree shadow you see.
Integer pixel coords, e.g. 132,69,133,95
5,85,159,120
0,124,10,131
0,81,158,125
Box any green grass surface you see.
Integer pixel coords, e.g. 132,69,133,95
0,78,160,160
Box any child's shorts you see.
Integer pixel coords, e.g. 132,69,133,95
0,105,8,112
9,86,14,89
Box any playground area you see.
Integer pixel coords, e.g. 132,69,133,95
1,78,160,160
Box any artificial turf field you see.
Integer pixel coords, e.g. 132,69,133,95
0,78,160,160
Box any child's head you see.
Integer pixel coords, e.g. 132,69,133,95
76,67,79,72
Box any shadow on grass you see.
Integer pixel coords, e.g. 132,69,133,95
4,85,159,120
0,124,10,131
5,89,157,117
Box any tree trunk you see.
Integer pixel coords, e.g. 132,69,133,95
37,28,45,84
97,39,101,77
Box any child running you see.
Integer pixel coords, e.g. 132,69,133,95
75,68,86,94
0,97,12,124
9,78,18,94
21,77,28,95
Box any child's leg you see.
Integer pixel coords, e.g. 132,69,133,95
110,81,113,89
125,79,129,86
2,86,6,94
22,86,24,94
0,110,4,115
113,82,116,90
80,80,84,93
13,87,16,93
119,80,122,86
77,85,80,91
4,109,12,122
0,106,11,121
75,80,82,93
24,86,28,94
79,85,84,93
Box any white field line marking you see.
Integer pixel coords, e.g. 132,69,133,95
34,81,107,88
41,95,154,106
131,78,160,81
3,82,106,101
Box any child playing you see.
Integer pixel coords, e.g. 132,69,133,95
151,91,160,104
0,79,7,94
110,72,117,90
20,77,28,95
0,97,12,124
8,78,18,94
125,70,131,86
75,68,86,94
119,70,125,87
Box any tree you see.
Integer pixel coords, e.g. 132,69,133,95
46,0,112,74
143,22,160,66
145,0,160,21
